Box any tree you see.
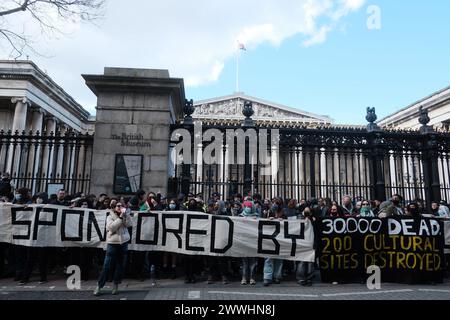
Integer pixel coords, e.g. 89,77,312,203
0,0,105,58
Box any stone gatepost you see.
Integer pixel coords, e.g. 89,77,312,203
83,67,185,196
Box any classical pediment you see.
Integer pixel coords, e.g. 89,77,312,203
193,93,332,124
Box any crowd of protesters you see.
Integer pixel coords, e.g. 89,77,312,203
1,172,450,295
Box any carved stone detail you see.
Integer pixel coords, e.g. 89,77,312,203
193,98,309,120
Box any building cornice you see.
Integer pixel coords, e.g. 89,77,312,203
0,61,91,122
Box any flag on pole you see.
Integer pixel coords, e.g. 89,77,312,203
238,41,246,51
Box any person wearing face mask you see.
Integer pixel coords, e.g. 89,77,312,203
262,199,271,218
358,201,375,217
231,202,242,216
238,200,259,285
391,194,405,215
161,199,179,279
13,188,32,205
405,203,421,218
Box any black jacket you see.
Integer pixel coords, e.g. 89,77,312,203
0,179,12,197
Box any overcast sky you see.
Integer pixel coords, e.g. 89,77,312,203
1,0,450,124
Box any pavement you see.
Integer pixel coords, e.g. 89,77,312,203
1,274,450,300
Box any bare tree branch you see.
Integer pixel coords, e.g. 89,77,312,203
0,0,105,57
0,0,30,17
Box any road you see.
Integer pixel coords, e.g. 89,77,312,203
1,276,449,300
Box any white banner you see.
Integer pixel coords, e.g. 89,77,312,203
0,204,315,262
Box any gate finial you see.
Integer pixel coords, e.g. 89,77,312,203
366,107,381,132
242,100,254,127
183,99,195,125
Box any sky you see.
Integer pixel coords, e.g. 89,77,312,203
1,0,450,124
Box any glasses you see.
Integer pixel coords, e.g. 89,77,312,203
362,203,370,206
116,204,123,208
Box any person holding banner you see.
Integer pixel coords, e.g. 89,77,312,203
239,200,259,285
263,198,287,287
183,199,203,284
161,198,179,279
296,206,316,287
357,201,375,218
94,201,132,296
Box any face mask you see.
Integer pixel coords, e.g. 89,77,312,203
243,207,252,215
81,204,88,208
14,194,21,201
272,204,279,211
360,207,370,214
36,198,44,204
169,204,176,210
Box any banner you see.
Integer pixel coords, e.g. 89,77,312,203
445,220,450,255
0,204,315,262
318,217,445,284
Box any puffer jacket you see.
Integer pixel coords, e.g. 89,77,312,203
106,210,132,244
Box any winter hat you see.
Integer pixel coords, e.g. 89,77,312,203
243,201,253,208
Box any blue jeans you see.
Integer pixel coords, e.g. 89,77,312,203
98,243,128,288
296,261,314,281
242,258,257,280
263,258,283,282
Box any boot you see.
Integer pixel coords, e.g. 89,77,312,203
112,284,119,295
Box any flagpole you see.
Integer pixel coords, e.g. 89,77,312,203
236,43,240,93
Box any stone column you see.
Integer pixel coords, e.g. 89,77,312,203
11,97,29,133
293,148,299,199
223,144,230,199
6,97,30,179
271,144,279,197
28,107,45,193
41,116,58,188
320,148,326,197
196,142,203,195
55,124,70,183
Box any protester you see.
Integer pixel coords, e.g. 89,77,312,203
49,189,69,206
206,202,229,285
405,203,421,218
327,204,345,217
94,201,132,296
128,189,146,211
0,173,12,198
358,200,375,217
377,201,397,218
284,199,299,218
341,196,354,216
372,199,381,216
316,198,329,218
263,198,286,286
239,200,259,285
183,199,202,283
391,194,405,215
296,206,315,286
431,201,449,217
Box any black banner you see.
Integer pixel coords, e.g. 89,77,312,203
318,217,445,284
